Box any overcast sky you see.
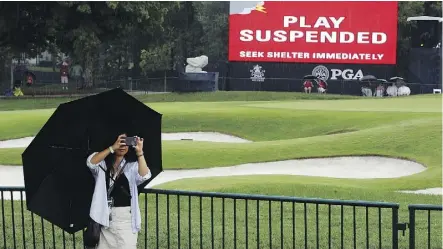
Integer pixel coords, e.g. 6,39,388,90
229,1,264,15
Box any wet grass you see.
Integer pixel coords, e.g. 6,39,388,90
0,93,441,248
0,186,441,249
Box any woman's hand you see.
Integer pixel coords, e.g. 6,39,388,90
111,134,127,151
135,136,149,177
134,136,144,155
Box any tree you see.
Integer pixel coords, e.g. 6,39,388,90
0,2,57,56
51,2,175,81
98,1,178,78
139,2,207,75
195,1,229,68
396,1,442,75
396,1,425,74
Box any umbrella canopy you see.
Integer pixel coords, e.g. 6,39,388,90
377,79,388,83
303,75,319,80
316,79,328,86
360,75,377,82
389,76,405,82
22,88,162,234
25,71,36,80
407,16,443,22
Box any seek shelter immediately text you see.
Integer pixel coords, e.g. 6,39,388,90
228,1,398,64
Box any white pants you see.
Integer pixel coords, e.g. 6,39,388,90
375,89,384,97
97,207,138,249
362,87,372,97
61,76,68,84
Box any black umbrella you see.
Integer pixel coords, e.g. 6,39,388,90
360,75,377,82
389,76,406,87
25,71,36,80
22,88,162,234
316,79,328,86
303,75,319,80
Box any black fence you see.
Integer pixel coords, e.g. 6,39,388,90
408,204,443,249
1,187,441,249
221,77,439,96
1,76,440,97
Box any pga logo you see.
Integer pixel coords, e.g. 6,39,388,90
250,64,265,82
312,65,364,80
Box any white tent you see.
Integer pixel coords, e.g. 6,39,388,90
406,16,443,22
407,14,443,88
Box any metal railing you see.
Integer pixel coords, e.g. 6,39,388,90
143,189,403,249
408,204,443,249
0,187,441,249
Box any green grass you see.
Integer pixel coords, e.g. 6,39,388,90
0,91,357,111
0,92,441,248
0,95,441,191
245,95,441,113
1,116,441,190
1,185,441,249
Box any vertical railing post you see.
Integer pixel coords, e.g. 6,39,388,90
4,187,431,249
128,77,133,92
392,207,399,249
409,207,416,249
164,71,167,92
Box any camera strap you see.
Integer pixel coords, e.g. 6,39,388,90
98,162,129,198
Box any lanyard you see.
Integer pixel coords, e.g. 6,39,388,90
99,162,129,198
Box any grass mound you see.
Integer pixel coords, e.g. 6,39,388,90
0,94,440,191
0,92,441,248
0,91,357,111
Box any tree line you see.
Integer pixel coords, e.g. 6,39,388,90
0,1,440,83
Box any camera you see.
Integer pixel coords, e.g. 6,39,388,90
124,136,137,147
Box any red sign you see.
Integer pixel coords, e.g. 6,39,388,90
228,1,398,64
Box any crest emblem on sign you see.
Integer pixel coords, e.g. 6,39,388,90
250,65,265,82
312,65,330,81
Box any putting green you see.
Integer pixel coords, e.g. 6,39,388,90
0,93,441,191
0,92,441,248
244,96,441,113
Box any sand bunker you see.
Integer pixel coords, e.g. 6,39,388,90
0,137,34,148
0,156,431,200
145,156,426,187
0,134,438,200
0,132,251,149
397,188,443,195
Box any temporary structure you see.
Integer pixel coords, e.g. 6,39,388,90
406,16,443,22
407,15,443,88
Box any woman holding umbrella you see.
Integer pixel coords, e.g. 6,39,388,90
374,79,388,97
302,75,316,94
302,75,319,94
388,77,410,96
85,134,152,249
25,71,36,87
317,78,328,94
360,75,377,97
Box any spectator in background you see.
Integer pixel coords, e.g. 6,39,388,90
83,67,92,88
375,83,385,97
317,79,327,94
70,63,84,89
13,85,23,97
60,61,69,90
26,74,33,86
13,64,27,87
303,80,313,93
